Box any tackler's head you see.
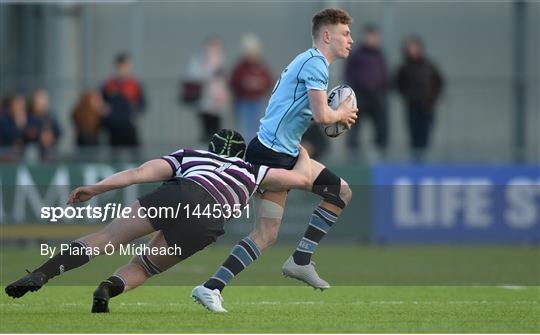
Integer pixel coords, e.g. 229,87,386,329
208,129,246,158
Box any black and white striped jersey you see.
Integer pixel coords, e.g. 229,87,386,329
161,149,269,207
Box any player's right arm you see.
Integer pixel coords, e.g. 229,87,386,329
67,159,172,204
309,90,358,128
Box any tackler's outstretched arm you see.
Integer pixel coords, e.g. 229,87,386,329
67,159,173,204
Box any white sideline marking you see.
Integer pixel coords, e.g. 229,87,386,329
498,285,527,290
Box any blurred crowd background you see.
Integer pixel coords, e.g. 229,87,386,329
1,1,538,165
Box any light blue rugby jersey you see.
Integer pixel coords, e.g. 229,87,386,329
257,48,329,156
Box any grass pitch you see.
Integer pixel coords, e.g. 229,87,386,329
1,286,539,333
1,245,539,332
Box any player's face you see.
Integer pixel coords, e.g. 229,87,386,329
329,24,353,59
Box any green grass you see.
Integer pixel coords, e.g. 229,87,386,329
1,245,539,332
1,286,539,333
2,245,539,285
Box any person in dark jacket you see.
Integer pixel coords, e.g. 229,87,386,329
344,24,388,161
101,52,146,150
396,35,444,162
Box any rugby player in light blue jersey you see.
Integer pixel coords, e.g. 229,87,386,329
194,8,358,312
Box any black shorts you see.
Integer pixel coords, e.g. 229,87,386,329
139,178,224,259
246,137,298,170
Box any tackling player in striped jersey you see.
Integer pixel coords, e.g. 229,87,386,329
5,129,312,313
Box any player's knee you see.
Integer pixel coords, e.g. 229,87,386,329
251,197,283,250
131,254,162,278
312,168,348,209
128,258,151,279
254,196,284,221
340,179,352,206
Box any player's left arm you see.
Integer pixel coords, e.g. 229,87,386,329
260,146,312,192
67,159,172,204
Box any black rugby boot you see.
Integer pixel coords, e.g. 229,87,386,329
91,283,110,313
5,270,48,298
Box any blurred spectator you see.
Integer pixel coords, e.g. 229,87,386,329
0,94,28,160
344,24,389,162
101,52,146,149
396,35,444,162
26,89,62,160
72,90,105,147
230,34,274,141
185,37,229,142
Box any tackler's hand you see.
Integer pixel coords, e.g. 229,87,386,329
67,186,97,205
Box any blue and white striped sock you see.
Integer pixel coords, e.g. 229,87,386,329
293,206,338,265
204,236,261,292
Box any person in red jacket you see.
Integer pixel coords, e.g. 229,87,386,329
101,52,146,153
230,34,274,142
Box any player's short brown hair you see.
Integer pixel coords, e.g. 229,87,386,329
312,8,352,38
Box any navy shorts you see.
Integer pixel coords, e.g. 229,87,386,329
246,137,298,170
139,178,224,259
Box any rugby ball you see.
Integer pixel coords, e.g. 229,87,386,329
323,84,357,138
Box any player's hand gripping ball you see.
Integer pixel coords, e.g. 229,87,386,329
324,84,357,138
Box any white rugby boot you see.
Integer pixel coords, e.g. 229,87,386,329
191,285,228,312
282,256,330,290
